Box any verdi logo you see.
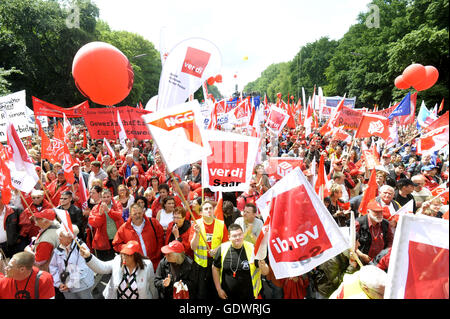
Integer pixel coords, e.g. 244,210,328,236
368,120,385,135
181,47,211,78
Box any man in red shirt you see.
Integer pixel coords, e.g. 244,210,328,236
355,199,393,264
0,251,54,299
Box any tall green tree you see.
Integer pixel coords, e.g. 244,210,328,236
0,0,99,107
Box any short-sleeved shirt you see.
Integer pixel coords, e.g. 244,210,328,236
213,245,258,299
0,267,55,299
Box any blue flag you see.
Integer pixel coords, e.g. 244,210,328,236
388,92,411,120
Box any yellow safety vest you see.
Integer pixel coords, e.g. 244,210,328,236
219,241,262,299
193,218,225,268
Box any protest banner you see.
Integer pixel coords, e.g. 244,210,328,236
202,130,259,192
385,214,449,299
142,100,211,172
332,105,363,130
256,167,350,279
157,38,222,111
0,90,33,142
32,96,89,118
83,106,152,140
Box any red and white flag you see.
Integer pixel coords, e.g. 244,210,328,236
78,172,89,210
255,167,350,279
431,183,449,205
304,97,314,137
63,112,72,138
201,129,259,192
424,111,449,133
143,100,211,172
385,214,449,299
117,110,128,149
417,125,449,155
315,154,330,201
265,105,289,136
103,138,115,158
355,113,390,140
6,123,39,193
54,208,75,238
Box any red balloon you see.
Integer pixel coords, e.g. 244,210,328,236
207,76,215,86
394,75,410,90
413,65,439,91
290,95,294,100
402,63,426,87
277,92,282,99
233,74,237,79
214,74,223,83
72,42,134,105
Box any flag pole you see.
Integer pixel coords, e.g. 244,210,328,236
36,180,83,248
169,171,210,252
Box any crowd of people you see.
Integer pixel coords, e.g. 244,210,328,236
0,116,448,300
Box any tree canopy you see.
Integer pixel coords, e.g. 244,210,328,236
244,0,449,109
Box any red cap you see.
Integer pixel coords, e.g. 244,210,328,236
120,240,141,255
161,240,185,254
280,142,287,146
367,199,383,212
34,209,55,221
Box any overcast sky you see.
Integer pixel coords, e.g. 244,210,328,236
92,0,372,97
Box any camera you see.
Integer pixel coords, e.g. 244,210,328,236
60,271,70,284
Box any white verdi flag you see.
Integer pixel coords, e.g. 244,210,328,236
157,37,222,111
6,122,39,193
142,100,211,172
201,130,259,192
255,167,350,279
385,214,449,299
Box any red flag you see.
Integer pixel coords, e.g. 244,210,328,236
286,97,296,129
62,143,75,184
82,128,88,148
214,191,224,221
355,114,390,140
314,154,330,201
358,169,377,215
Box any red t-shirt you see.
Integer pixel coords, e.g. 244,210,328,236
189,219,229,257
34,242,55,264
0,267,55,299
